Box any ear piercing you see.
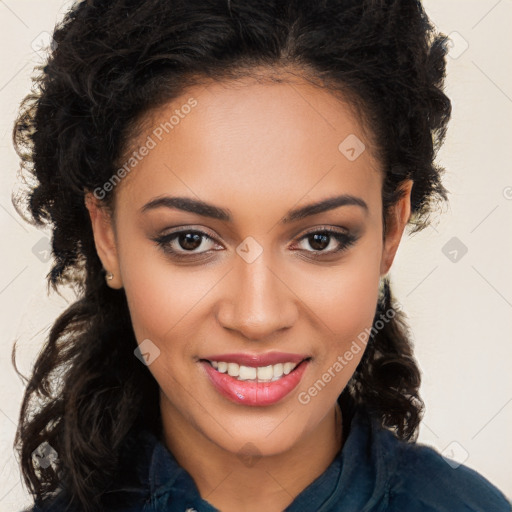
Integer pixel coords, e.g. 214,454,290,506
105,271,114,282
378,276,386,303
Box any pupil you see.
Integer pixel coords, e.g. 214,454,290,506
310,233,329,251
179,232,202,250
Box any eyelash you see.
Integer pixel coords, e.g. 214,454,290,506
152,226,358,262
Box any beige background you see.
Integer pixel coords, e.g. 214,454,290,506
1,1,511,510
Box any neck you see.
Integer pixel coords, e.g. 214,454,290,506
160,397,344,512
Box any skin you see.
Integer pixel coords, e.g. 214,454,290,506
85,72,412,512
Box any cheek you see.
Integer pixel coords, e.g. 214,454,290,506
115,232,208,362
291,236,381,400
336,269,379,342
120,256,220,399
292,235,382,341
118,238,216,350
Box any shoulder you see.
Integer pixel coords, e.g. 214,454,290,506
370,421,511,512
20,429,155,512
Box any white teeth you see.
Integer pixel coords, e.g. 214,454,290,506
208,360,301,381
239,365,257,380
273,363,284,378
227,362,239,376
257,365,273,380
283,362,295,375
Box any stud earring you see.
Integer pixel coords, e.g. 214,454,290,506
378,276,386,304
105,271,114,282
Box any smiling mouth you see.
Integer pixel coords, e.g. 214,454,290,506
199,358,311,383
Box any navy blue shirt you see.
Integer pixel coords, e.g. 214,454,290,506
31,407,511,511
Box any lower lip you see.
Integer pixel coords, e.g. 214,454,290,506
201,360,310,406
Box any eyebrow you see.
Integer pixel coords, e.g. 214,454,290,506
140,194,368,223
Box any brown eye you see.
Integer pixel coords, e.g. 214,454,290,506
308,233,330,251
177,232,203,251
293,228,358,257
152,229,221,259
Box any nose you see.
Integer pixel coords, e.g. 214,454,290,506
216,254,298,341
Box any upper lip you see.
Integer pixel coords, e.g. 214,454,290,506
200,352,311,367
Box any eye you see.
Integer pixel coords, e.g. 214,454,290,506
152,226,358,262
152,229,222,259
292,228,358,257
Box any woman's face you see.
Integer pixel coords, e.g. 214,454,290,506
86,75,411,457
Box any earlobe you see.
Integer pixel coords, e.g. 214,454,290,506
84,192,123,289
379,179,413,276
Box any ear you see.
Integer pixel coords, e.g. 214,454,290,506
379,179,413,276
84,192,123,289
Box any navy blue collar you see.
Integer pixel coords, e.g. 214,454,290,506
120,407,390,512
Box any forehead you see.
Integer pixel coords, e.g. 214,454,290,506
114,76,383,220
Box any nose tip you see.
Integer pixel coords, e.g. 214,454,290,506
216,260,297,341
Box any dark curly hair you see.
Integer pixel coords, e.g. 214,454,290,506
11,0,451,510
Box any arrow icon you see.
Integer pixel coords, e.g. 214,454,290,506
448,249,458,260
135,339,161,365
236,237,263,263
442,237,468,263
338,134,365,161
32,236,52,262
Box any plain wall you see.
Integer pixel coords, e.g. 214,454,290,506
1,1,511,510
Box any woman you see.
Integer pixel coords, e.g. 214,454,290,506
11,0,510,511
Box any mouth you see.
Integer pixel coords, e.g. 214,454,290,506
199,357,312,406
199,357,312,383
